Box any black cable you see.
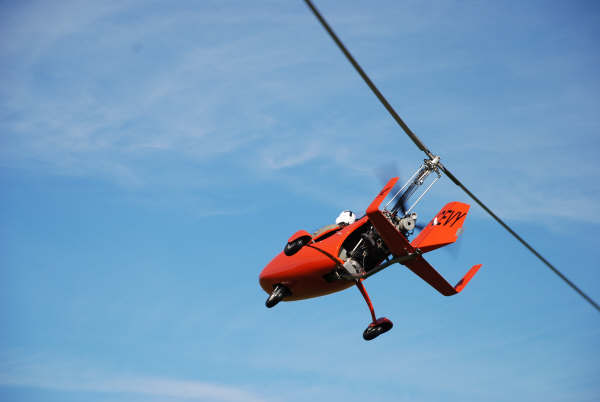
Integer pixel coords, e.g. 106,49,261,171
302,0,600,313
303,0,434,160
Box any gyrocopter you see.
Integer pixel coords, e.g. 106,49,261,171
259,157,482,340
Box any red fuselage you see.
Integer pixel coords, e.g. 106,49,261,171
259,176,483,341
259,216,370,301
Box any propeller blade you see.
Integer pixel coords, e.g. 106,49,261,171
374,162,399,188
375,163,407,215
392,192,409,216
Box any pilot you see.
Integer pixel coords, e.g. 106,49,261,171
313,210,357,239
335,210,356,226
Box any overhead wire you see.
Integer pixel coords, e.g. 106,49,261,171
302,0,600,313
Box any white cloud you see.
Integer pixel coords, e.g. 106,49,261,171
1,1,598,226
0,356,266,402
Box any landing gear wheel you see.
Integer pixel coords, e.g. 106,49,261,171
265,284,291,308
362,317,393,341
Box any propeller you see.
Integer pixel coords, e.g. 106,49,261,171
303,0,599,313
374,163,404,215
375,163,424,230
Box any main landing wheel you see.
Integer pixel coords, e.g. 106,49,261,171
265,284,291,308
363,317,393,341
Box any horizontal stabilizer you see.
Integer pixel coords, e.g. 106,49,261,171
411,201,470,253
404,257,482,296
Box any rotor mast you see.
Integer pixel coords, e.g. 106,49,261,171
385,157,442,217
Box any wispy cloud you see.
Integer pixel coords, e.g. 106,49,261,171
1,1,598,226
0,356,266,402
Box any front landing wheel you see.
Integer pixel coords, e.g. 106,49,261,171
265,284,291,308
362,317,393,341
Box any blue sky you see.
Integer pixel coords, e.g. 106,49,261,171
1,1,599,401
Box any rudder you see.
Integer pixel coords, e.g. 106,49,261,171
410,202,470,253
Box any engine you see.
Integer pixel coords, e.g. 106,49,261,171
335,211,418,280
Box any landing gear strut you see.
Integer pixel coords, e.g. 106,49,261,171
355,279,393,341
265,284,291,308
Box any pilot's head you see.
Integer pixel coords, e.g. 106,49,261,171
336,210,356,226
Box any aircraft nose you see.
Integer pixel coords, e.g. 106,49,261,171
259,263,281,294
259,249,301,294
259,265,271,281
259,245,337,296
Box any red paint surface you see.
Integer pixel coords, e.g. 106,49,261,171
259,217,368,301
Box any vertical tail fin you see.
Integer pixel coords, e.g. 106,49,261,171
411,202,470,253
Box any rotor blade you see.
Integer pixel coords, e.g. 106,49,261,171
303,0,600,313
440,164,600,312
303,0,434,160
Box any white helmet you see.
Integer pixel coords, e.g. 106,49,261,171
336,210,356,226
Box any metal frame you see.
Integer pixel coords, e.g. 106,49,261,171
383,156,443,216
